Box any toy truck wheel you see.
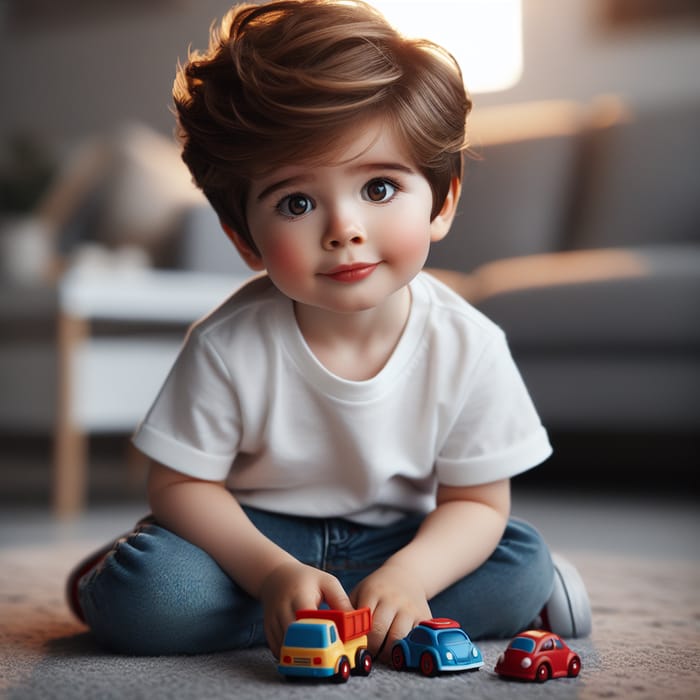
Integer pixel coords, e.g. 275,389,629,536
419,651,438,677
568,656,581,677
355,649,372,676
391,645,407,671
535,662,551,683
335,656,351,683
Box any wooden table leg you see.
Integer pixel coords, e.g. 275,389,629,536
53,312,89,518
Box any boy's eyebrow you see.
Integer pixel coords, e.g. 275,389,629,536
255,162,415,202
256,177,306,202
362,162,415,176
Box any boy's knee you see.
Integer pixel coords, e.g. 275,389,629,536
492,519,555,630
79,525,252,654
501,518,554,588
430,518,555,639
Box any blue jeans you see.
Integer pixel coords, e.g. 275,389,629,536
78,508,554,655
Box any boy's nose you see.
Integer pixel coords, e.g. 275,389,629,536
321,217,367,250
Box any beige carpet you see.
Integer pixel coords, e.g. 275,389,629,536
1,546,698,698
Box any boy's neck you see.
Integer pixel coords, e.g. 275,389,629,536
293,285,412,381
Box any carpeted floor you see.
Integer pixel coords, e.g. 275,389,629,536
1,491,698,699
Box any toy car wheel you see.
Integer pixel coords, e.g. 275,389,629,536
568,656,581,677
355,649,373,676
535,662,550,683
335,656,351,683
391,645,407,671
419,651,438,677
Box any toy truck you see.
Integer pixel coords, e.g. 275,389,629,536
278,607,373,682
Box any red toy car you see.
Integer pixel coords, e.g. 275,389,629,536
494,630,581,683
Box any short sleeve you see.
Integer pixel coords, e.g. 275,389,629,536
435,331,552,486
132,328,241,480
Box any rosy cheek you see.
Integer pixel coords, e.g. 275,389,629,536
384,222,431,264
262,237,308,283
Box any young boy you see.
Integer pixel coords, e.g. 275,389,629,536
67,0,591,661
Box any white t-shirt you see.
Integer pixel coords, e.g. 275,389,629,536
132,272,551,525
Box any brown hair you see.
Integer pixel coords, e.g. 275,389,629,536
173,0,471,252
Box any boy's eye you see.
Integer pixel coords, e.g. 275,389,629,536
277,194,313,217
363,178,397,203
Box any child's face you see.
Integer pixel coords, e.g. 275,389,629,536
243,119,454,314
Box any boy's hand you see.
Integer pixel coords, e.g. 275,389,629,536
258,561,352,658
349,563,431,664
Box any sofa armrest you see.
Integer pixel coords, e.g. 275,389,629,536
428,245,700,351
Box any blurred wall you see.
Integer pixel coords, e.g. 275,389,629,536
1,0,699,150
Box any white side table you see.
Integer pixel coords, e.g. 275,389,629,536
52,267,251,517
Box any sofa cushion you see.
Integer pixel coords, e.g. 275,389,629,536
175,205,252,276
426,101,583,272
570,99,700,250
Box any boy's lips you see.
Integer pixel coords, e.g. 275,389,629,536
321,262,379,283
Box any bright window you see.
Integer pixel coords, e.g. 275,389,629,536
371,0,523,93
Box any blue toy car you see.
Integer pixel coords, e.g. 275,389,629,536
391,618,484,676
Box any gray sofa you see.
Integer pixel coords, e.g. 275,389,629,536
425,97,700,438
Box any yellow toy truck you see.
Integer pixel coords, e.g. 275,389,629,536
278,607,373,682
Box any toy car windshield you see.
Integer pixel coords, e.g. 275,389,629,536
284,624,327,647
438,631,469,646
509,637,536,653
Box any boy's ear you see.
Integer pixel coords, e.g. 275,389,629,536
221,222,266,271
430,177,461,243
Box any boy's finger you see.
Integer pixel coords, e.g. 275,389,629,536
321,579,353,611
366,604,392,656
